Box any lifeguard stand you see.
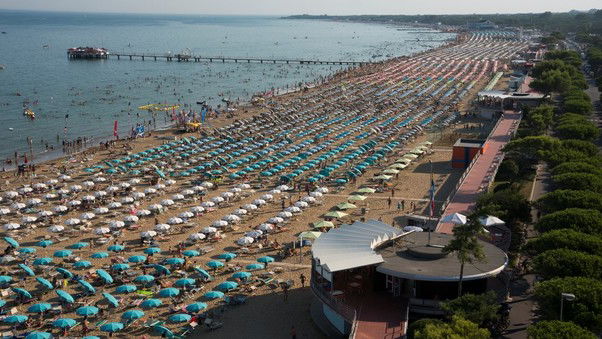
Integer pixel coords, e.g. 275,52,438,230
451,138,486,169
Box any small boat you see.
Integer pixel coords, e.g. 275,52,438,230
23,108,36,120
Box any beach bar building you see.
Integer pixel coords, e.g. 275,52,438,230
310,220,507,338
451,138,486,169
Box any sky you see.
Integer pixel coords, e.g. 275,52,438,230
0,0,600,15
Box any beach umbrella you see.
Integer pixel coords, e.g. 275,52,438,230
25,332,52,339
73,261,92,268
120,197,134,204
234,208,248,216
167,217,183,225
216,281,238,291
64,218,81,226
21,216,38,224
313,220,335,229
18,263,35,276
246,230,263,239
48,225,65,233
299,231,323,240
108,244,125,252
128,255,146,263
257,256,275,264
33,257,52,266
144,247,161,255
267,217,284,224
3,223,21,231
69,242,89,249
18,247,36,254
80,212,96,220
36,240,53,248
169,313,191,323
102,292,119,308
183,250,200,257
174,278,195,287
403,226,424,232
203,291,224,300
76,279,96,294
185,302,207,313
258,223,274,232
324,211,348,218
140,231,157,238
160,199,175,206
36,277,54,290
91,252,109,259
336,202,357,210
253,199,266,206
153,325,174,337
479,215,505,227
53,318,76,329
212,220,228,227
28,303,51,313
0,276,12,285
356,187,376,194
206,261,224,269
4,315,28,324
54,250,72,258
96,269,114,284
223,214,240,222
94,207,109,215
245,263,264,271
112,263,130,271
242,204,258,210
232,271,252,280
277,211,293,219
55,290,74,304
293,201,309,209
190,206,205,214
123,215,139,223
122,309,144,321
194,267,211,280
348,195,367,201
217,252,237,260
153,264,171,275
56,268,73,279
38,210,54,218
441,212,468,225
0,208,11,216
154,224,170,232
134,275,155,284
67,200,81,207
158,288,180,298
237,236,254,246
100,322,124,333
76,306,99,316
140,299,162,309
201,227,217,234
108,202,122,209
200,201,215,207
164,258,184,266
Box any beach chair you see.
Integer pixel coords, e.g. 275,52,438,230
143,319,163,328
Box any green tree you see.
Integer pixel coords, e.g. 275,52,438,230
534,277,602,332
553,173,602,193
524,229,602,256
555,123,599,141
530,69,571,96
443,216,486,297
535,208,602,234
415,315,490,339
476,189,532,225
533,249,602,280
407,319,444,339
559,140,599,157
537,190,602,213
504,135,560,167
527,320,596,339
440,292,500,328
552,162,602,176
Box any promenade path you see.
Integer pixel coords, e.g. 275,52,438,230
354,295,408,339
437,111,522,234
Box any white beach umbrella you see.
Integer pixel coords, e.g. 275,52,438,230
70,185,83,192
119,182,131,189
82,195,95,202
178,211,194,219
22,216,38,224
44,193,58,200
269,189,281,195
38,210,53,218
190,206,205,214
11,202,26,210
167,217,183,225
277,211,293,219
192,186,206,193
181,189,195,196
3,223,21,231
106,186,120,192
149,204,163,212
132,192,145,200
201,182,213,188
223,214,240,223
260,194,273,201
57,189,70,195
165,179,176,185
310,191,323,198
161,199,175,206
49,225,65,233
316,187,329,193
65,218,81,226
136,209,151,217
59,175,71,181
124,215,139,223
301,196,317,203
221,192,234,199
82,181,95,188
94,227,111,235
268,217,284,224
234,208,247,215
237,236,254,246
242,204,258,210
285,206,301,213
211,196,224,203
0,255,16,264
144,188,157,195
141,231,158,238
18,187,33,194
229,187,242,193
109,220,125,229
120,197,134,204
253,199,266,206
68,200,81,207
237,183,250,189
201,201,215,208
276,185,290,191
33,183,47,190
172,194,185,201
92,176,107,183
94,190,108,198
258,223,274,232
154,183,166,190
201,227,217,234
0,208,10,216
27,198,42,206
245,230,263,239
212,220,228,228
46,179,59,185
4,191,19,199
129,178,141,185
188,233,206,241
294,201,309,208
94,207,110,214
53,205,68,213
108,202,122,209
154,224,171,232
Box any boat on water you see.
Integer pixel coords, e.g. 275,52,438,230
67,47,109,59
23,108,35,120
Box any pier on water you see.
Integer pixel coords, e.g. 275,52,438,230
103,52,373,66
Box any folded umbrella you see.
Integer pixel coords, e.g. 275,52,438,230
36,277,54,290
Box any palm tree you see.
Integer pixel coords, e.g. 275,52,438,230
443,215,486,297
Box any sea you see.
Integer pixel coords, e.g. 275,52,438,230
0,10,454,165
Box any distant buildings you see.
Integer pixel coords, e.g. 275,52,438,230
466,20,498,31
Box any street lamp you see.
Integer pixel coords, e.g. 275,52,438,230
560,292,576,321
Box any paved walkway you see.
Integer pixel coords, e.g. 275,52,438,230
437,111,522,233
354,295,408,339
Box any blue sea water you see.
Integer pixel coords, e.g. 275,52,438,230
0,10,453,163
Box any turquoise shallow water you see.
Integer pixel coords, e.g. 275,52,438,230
0,11,453,162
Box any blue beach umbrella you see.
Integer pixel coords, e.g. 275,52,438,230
128,255,146,263
206,261,224,269
203,291,224,300
169,313,191,323
153,264,170,275
36,277,54,290
194,267,211,280
144,247,161,255
108,245,125,252
55,290,74,304
4,315,28,324
82,337,100,339
36,240,53,248
18,263,35,276
140,299,162,309
232,271,252,280
25,332,52,339
0,300,5,307
217,252,237,260
245,263,264,271
216,281,238,292
53,318,76,329
56,268,73,279
77,280,96,294
12,287,32,299
116,285,137,294
153,325,174,337
3,237,19,248
90,252,109,259
102,292,119,308
164,258,184,265
100,322,124,333
134,275,155,284
73,261,92,268
76,306,99,316
174,278,195,287
0,276,12,284
96,269,113,284
257,256,275,263
158,288,180,298
69,242,88,249
112,263,130,271
121,309,144,321
18,247,36,254
27,303,51,313
185,302,207,313
54,250,72,258
182,250,200,257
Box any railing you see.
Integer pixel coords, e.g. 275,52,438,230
348,310,359,339
310,279,357,322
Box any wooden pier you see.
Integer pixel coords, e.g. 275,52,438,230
105,52,373,66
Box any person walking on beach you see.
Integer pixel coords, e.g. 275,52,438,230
387,197,392,209
283,284,289,302
397,201,402,211
300,273,306,288
401,199,405,211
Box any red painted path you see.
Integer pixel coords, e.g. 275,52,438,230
354,295,408,339
437,111,521,234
